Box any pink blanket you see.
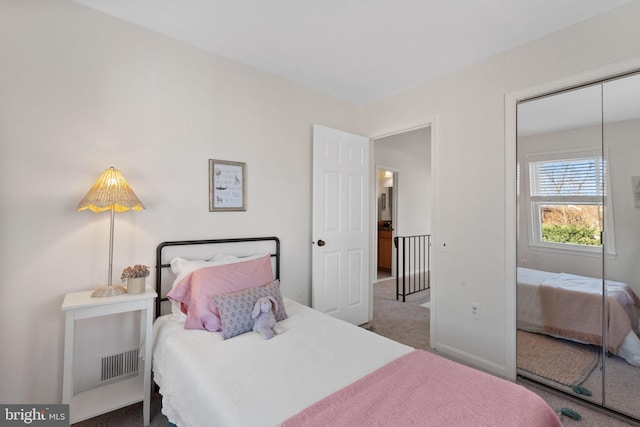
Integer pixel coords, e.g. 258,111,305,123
540,284,631,354
537,273,640,354
283,350,561,427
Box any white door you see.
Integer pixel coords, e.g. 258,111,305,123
312,124,370,325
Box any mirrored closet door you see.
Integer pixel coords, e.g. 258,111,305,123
516,72,640,420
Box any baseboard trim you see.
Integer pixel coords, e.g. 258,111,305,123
432,342,510,379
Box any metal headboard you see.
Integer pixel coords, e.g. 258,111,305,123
155,236,280,318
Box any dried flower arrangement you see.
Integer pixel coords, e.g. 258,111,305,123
121,264,150,281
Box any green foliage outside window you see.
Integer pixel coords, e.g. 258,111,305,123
541,224,601,246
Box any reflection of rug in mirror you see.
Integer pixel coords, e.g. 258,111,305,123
517,330,599,387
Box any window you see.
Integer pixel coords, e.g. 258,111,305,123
527,149,615,254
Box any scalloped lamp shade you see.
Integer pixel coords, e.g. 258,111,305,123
78,167,145,297
78,167,145,213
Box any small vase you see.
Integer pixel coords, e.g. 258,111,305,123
126,277,146,294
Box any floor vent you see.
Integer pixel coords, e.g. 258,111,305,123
101,348,139,382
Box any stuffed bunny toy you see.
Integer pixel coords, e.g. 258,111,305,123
252,296,278,339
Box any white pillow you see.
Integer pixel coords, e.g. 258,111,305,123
168,253,270,318
170,257,219,281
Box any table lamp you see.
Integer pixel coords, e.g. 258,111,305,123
78,167,145,297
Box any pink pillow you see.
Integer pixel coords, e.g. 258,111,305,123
167,254,274,331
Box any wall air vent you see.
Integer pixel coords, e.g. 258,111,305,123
100,348,139,382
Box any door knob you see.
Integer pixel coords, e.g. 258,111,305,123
317,239,326,247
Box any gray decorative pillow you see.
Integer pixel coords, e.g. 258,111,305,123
213,280,287,339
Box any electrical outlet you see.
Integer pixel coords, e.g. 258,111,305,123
470,302,481,319
295,292,303,302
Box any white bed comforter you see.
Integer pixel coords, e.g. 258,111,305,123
152,299,412,427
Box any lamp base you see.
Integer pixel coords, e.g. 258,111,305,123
91,284,127,297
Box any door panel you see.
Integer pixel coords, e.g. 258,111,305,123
346,248,364,307
602,72,640,419
312,125,370,325
516,84,605,408
322,250,341,314
324,172,340,231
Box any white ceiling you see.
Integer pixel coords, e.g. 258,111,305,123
73,0,632,105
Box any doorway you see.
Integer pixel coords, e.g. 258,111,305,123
372,126,433,283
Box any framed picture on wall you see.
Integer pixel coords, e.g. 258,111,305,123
209,159,246,211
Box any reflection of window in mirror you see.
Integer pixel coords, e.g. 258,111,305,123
524,149,615,255
527,150,607,249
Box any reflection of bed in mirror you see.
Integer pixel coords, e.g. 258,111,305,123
517,267,640,367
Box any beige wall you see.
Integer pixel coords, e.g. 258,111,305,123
0,0,364,402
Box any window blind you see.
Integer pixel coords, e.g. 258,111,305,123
530,157,604,197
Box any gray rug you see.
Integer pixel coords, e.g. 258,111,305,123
517,330,599,387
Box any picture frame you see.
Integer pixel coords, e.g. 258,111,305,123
209,159,246,211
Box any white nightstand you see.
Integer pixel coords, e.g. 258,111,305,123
62,288,157,425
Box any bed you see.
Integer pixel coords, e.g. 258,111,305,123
151,237,562,426
517,267,640,367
